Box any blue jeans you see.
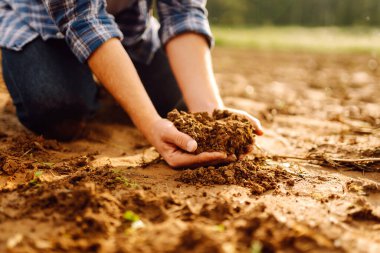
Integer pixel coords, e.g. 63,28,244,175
2,38,184,140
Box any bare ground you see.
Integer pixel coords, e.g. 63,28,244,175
0,48,379,253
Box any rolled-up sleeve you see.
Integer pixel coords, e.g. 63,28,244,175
41,0,123,63
157,0,213,47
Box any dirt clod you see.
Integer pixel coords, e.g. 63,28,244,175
167,109,255,156
178,159,292,195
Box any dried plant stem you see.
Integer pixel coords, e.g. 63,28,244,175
272,155,380,163
270,154,380,172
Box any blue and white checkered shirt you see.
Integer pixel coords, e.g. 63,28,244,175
0,0,213,63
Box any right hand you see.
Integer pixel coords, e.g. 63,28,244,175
146,118,234,168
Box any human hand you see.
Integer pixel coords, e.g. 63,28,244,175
222,107,264,136
146,118,235,168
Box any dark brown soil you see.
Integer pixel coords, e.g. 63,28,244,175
167,109,255,156
178,158,293,195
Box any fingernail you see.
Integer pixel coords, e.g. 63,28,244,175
256,129,264,135
186,140,197,152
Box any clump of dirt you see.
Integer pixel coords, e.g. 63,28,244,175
360,147,380,158
167,109,255,157
346,180,380,195
346,198,380,222
178,159,292,195
199,200,236,222
0,154,24,175
7,133,62,156
171,227,223,253
26,184,122,234
0,133,64,176
235,204,342,253
120,191,170,224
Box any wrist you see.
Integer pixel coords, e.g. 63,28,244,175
132,112,161,142
189,100,224,114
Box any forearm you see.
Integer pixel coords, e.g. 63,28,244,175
88,38,160,139
87,38,228,167
166,33,224,113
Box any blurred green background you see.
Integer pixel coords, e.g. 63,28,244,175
207,0,380,53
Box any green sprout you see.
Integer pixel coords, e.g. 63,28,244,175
213,224,225,232
250,240,263,253
29,170,43,186
115,176,139,188
123,210,145,234
123,210,140,222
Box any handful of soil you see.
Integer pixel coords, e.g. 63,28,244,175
167,109,256,157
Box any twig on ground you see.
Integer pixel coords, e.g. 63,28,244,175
271,153,380,172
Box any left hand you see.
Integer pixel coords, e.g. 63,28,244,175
218,107,264,159
222,107,264,136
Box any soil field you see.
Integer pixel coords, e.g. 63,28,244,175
0,48,379,253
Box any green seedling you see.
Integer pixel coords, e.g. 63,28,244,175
29,170,43,186
111,168,123,174
115,176,139,188
123,210,145,234
250,240,263,253
111,169,140,188
213,224,225,232
123,210,140,222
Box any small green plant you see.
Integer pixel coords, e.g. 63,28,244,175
213,224,225,232
115,176,139,188
111,168,123,174
123,210,140,222
250,240,263,253
111,169,140,188
123,210,145,234
29,170,43,186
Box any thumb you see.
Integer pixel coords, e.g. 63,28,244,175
164,127,198,152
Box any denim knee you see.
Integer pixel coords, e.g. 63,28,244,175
17,95,96,141
1,40,99,140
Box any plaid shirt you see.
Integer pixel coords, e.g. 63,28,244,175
0,0,213,63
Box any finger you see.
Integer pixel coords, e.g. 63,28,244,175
165,152,227,168
204,154,237,167
163,126,197,152
244,114,264,136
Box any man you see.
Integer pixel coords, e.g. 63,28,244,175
0,0,263,167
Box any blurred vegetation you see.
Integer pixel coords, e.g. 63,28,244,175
212,26,380,53
207,0,380,26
